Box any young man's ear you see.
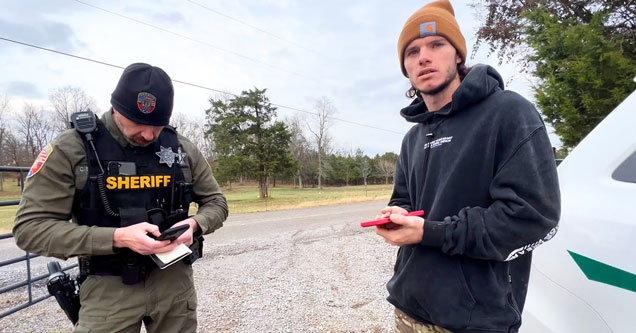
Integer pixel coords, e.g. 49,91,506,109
456,53,462,65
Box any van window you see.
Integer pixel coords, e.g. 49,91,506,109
612,150,636,183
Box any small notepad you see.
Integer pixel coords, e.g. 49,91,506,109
150,244,192,269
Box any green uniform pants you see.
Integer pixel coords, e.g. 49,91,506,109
74,261,197,333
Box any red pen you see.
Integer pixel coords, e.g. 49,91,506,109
360,210,425,227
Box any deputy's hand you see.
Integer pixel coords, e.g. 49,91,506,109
375,209,425,246
171,218,199,247
113,222,179,255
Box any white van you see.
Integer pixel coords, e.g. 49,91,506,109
521,81,636,332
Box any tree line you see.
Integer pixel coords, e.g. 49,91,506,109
3,0,634,192
0,87,397,196
0,86,101,190
204,88,397,198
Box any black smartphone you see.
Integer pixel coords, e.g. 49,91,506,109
156,224,189,242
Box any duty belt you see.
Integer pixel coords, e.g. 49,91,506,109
80,254,156,285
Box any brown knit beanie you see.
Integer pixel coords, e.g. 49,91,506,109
397,0,466,77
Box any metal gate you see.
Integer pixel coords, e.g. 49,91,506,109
0,166,77,320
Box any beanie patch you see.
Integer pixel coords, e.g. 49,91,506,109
420,22,437,37
137,92,157,114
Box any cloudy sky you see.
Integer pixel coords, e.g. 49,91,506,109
0,0,557,156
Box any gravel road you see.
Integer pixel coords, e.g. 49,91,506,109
0,200,398,332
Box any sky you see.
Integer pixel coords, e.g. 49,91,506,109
0,0,559,156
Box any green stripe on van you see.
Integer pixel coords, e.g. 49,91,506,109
569,250,636,293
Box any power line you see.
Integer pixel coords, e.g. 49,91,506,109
186,0,333,60
0,37,231,96
0,37,123,70
72,0,309,79
0,36,404,135
270,103,403,135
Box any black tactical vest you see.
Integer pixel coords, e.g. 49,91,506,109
72,119,187,231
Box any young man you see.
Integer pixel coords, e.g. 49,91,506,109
14,63,229,332
374,1,560,332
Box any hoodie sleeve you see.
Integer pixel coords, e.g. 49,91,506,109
421,126,560,261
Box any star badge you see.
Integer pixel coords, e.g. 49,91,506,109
156,146,177,167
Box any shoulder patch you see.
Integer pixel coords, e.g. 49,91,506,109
27,144,54,178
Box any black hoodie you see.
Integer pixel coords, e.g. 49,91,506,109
387,65,560,332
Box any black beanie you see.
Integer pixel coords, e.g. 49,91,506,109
110,63,174,126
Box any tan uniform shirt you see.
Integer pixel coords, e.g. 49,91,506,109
13,110,228,260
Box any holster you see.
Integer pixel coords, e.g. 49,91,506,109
120,252,153,285
183,234,204,265
47,261,81,324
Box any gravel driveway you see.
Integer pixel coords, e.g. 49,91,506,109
0,200,398,332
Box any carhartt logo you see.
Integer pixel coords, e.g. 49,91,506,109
420,21,437,37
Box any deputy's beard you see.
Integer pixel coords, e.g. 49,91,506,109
113,113,153,147
124,135,152,147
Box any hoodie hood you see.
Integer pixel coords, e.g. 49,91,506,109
400,64,505,123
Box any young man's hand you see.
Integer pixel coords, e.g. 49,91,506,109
375,206,425,246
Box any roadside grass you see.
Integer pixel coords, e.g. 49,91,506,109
225,184,392,214
0,184,392,234
0,179,23,234
0,179,22,198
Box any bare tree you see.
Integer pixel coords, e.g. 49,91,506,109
359,159,372,186
171,112,215,163
356,149,373,194
198,130,216,164
171,112,204,144
3,131,22,166
0,93,9,190
306,97,335,189
286,116,315,189
375,152,398,185
15,104,36,161
49,86,98,132
15,104,56,162
2,130,29,188
377,159,396,185
338,147,356,186
0,93,9,163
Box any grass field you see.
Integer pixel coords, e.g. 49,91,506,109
0,183,392,234
0,179,23,234
225,184,392,213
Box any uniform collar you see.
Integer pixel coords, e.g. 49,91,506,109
102,108,133,148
